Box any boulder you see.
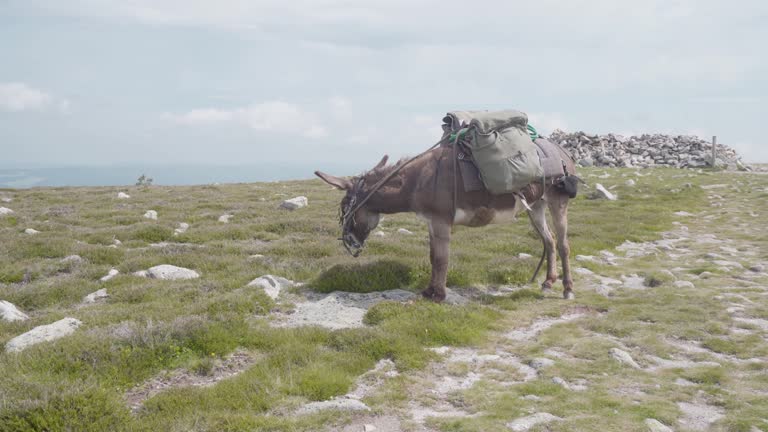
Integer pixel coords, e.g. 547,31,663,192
147,265,200,280
5,318,82,353
247,275,295,300
143,210,158,220
0,300,29,322
280,196,308,210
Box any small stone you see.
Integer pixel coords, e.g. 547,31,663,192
117,192,131,199
674,280,695,289
364,425,377,432
625,179,636,187
248,254,265,260
174,222,190,235
61,255,84,264
24,228,40,235
83,289,109,304
0,300,29,322
506,412,562,431
373,230,386,238
749,264,765,273
518,253,533,259
218,214,233,223
674,211,695,217
113,238,122,246
397,228,413,235
644,418,673,432
521,394,541,401
146,265,200,280
280,196,308,210
0,207,14,215
529,358,555,370
100,269,119,282
0,197,11,203
5,317,82,353
143,210,158,220
133,270,149,278
588,183,617,200
609,348,641,369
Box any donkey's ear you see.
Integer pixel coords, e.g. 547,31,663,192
374,155,389,170
315,171,352,190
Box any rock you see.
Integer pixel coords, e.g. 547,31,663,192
113,239,122,246
83,289,109,304
1,197,11,203
117,192,131,199
644,419,673,432
622,275,646,289
397,228,413,235
0,207,14,215
674,280,695,289
218,214,233,223
506,412,562,431
146,265,200,280
100,269,119,282
24,228,40,235
625,179,636,186
248,254,265,260
61,255,84,264
280,196,308,210
578,158,593,167
133,270,149,278
297,397,370,415
529,358,555,370
609,348,641,369
674,211,694,217
521,394,541,401
748,264,765,273
5,318,82,353
247,275,294,300
174,222,189,235
589,183,617,201
373,230,386,238
518,253,533,259
143,210,158,220
364,424,377,432
0,300,29,322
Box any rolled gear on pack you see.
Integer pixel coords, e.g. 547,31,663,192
442,110,544,195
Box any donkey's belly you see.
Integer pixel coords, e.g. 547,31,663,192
454,201,526,227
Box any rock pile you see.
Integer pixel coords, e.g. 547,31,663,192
547,130,745,169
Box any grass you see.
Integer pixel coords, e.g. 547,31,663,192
0,167,766,431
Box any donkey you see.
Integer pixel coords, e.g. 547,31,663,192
315,144,578,302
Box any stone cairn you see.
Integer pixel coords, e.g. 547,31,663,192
547,130,747,170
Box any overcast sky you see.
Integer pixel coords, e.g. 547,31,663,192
1,0,766,172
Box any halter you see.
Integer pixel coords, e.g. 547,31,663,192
339,177,367,257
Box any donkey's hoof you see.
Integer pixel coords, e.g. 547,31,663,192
563,290,575,300
421,288,435,299
541,282,553,292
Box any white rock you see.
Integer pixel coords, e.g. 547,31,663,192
518,253,533,259
529,358,555,370
296,397,370,415
625,179,636,187
218,214,233,223
147,265,200,280
280,196,308,210
674,280,695,289
100,269,119,282
0,300,29,322
24,228,40,235
61,255,84,264
1,197,11,203
0,207,14,215
364,424,377,432
397,228,413,235
248,254,265,260
644,418,673,432
247,275,294,300
83,289,109,304
143,210,158,220
113,238,122,246
117,192,131,199
373,230,387,238
674,211,695,217
5,318,82,353
174,222,190,235
592,183,617,200
133,270,149,278
610,348,641,369
506,413,562,431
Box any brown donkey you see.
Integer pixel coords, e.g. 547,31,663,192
315,144,578,302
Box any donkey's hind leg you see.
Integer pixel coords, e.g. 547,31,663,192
527,199,557,292
547,193,574,299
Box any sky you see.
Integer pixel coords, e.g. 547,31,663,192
1,0,767,178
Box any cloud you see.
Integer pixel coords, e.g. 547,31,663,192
527,113,569,135
0,82,69,113
165,101,327,138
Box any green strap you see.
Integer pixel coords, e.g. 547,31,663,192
449,128,469,143
527,124,538,141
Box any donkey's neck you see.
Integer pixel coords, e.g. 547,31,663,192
364,169,416,215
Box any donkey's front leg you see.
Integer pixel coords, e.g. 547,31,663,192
422,219,451,303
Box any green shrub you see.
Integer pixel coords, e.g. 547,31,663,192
311,260,412,293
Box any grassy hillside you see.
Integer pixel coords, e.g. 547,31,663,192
1,168,766,431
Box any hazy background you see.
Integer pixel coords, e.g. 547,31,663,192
1,1,766,187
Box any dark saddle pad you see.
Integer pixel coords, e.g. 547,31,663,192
457,150,485,192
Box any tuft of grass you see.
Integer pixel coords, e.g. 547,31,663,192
128,225,174,243
311,260,412,293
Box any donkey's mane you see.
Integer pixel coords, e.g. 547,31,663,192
359,157,412,184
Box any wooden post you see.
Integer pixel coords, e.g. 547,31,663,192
712,135,717,167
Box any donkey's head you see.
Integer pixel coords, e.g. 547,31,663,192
314,155,388,257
